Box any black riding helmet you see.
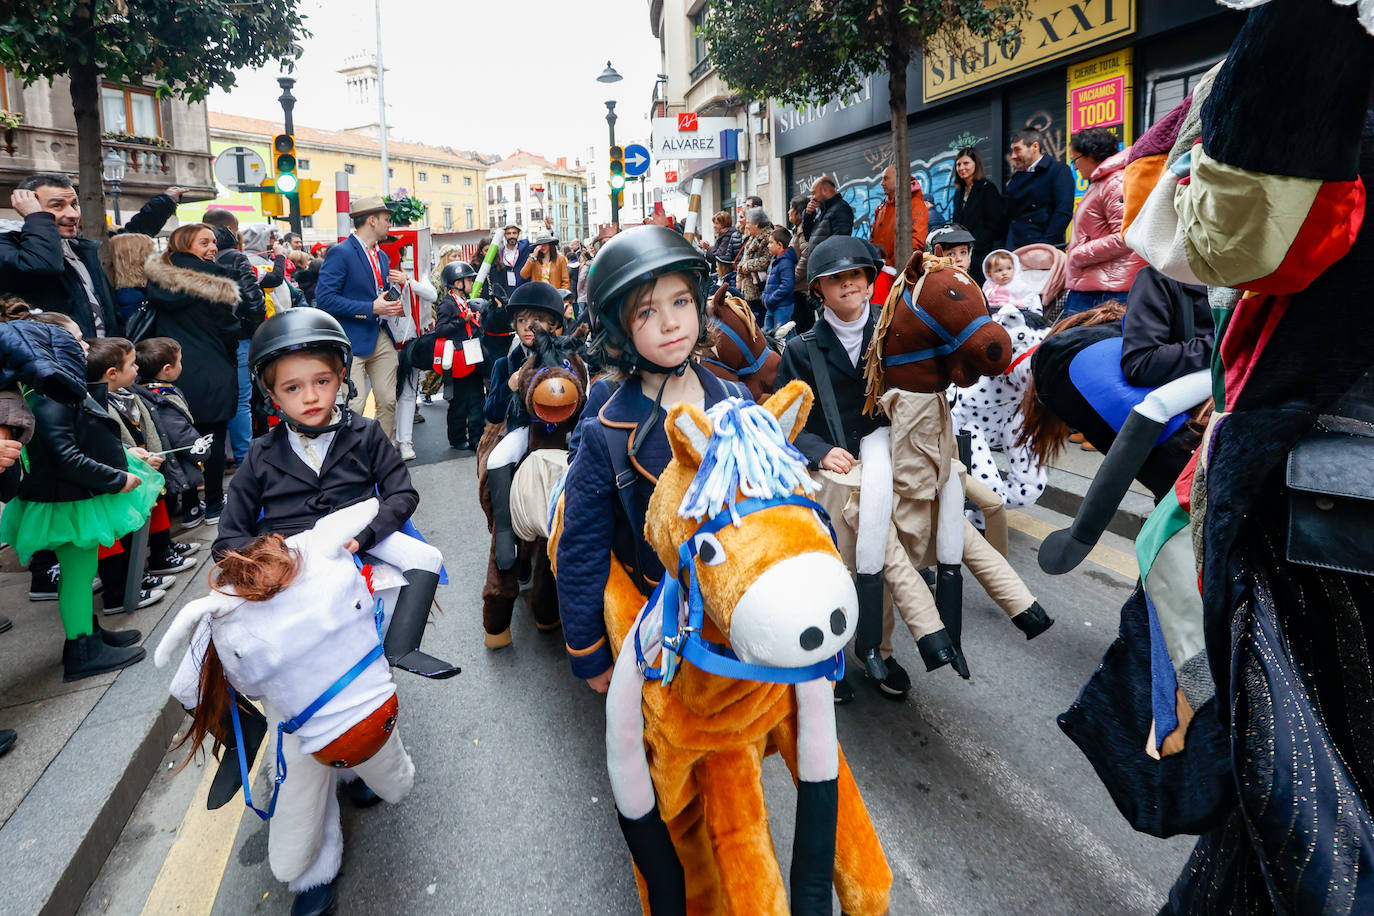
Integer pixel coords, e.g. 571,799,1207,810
508,280,566,328
440,261,477,289
807,236,878,297
587,226,711,374
926,224,975,252
248,310,355,434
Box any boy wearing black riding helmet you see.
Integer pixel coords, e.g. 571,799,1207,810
435,260,486,451
776,235,906,701
926,223,976,274
558,226,750,693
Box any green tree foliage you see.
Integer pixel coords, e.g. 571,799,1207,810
702,0,1026,269
0,0,309,236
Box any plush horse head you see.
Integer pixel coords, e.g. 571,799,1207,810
515,325,590,436
701,285,780,402
647,381,855,668
864,251,1013,411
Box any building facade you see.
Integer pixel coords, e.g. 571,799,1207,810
174,112,487,245
650,0,1244,247
484,151,589,243
0,68,215,225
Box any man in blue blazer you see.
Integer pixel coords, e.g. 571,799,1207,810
1003,128,1076,250
315,195,408,440
493,223,531,290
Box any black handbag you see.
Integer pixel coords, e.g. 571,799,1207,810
124,306,156,344
1286,395,1374,577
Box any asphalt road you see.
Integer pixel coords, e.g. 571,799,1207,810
82,399,1194,915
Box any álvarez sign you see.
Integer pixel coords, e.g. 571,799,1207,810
922,0,1135,102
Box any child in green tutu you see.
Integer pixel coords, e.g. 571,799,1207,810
0,312,165,681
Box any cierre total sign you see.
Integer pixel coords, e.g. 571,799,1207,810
652,117,739,160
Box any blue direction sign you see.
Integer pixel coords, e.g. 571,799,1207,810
624,143,651,177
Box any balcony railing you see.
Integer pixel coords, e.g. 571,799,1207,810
689,56,713,84
103,140,171,177
0,123,214,197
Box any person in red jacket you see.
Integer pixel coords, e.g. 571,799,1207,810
870,165,929,264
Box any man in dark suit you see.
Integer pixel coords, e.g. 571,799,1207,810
801,176,855,249
315,195,408,440
494,223,530,291
0,173,184,338
1003,128,1075,249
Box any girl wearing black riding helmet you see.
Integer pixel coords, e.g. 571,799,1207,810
558,226,751,693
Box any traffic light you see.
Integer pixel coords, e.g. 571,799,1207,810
608,145,626,192
272,133,298,195
297,178,323,216
259,177,284,218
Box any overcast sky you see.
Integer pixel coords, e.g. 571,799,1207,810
209,0,662,164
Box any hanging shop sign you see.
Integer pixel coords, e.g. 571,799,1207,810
1066,48,1134,201
923,0,1136,102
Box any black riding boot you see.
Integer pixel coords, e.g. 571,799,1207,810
934,564,969,679
617,806,686,916
384,569,460,679
487,464,518,571
853,572,887,682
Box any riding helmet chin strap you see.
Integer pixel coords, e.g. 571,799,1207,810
627,360,690,462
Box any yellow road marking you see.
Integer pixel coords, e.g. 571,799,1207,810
1006,509,1138,580
142,724,262,916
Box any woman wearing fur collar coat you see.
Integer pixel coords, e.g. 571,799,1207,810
145,223,245,519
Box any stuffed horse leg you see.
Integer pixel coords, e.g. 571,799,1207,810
607,593,688,915
934,464,969,677
1039,369,1211,574
772,717,893,916
957,517,1053,638
364,531,457,679
486,426,531,570
962,475,1009,557
790,677,840,915
854,428,894,680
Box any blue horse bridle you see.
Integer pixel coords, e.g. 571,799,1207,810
702,317,770,378
633,494,845,686
882,284,992,368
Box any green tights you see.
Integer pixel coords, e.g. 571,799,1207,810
53,542,96,639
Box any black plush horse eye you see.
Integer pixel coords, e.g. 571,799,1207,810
945,288,964,299
695,532,726,566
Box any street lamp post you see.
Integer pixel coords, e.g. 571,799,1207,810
605,101,619,228
102,149,126,227
597,60,623,229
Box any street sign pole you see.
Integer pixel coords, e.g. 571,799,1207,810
277,77,303,237
606,101,619,228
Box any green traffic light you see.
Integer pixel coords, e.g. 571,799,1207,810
609,174,626,190
276,172,299,194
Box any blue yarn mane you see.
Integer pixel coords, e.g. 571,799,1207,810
678,397,818,524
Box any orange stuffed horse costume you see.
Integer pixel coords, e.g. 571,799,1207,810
554,382,891,915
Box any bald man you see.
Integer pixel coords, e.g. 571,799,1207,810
801,176,854,248
871,166,929,265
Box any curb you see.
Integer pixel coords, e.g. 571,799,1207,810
0,578,205,916
1037,466,1153,541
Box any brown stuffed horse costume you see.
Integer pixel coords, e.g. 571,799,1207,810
477,327,590,640
574,382,891,915
700,286,781,402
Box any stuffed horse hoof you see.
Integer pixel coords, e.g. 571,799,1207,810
916,630,962,674
384,569,460,679
1011,601,1055,639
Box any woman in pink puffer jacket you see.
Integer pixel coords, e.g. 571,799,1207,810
1063,128,1146,318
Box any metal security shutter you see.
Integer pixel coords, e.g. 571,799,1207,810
787,100,994,239
1006,75,1069,164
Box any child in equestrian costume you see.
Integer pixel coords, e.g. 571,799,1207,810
558,227,749,691
480,280,568,646
434,261,486,451
171,309,456,914
775,236,900,694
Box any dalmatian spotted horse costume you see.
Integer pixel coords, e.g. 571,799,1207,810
949,304,1050,514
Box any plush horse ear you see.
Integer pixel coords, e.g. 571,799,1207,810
666,402,712,469
709,284,727,317
306,497,380,555
153,592,235,668
763,380,813,443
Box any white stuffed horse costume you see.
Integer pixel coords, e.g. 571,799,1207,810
949,304,1051,512
155,500,433,894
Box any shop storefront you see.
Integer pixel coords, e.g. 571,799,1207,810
774,0,1243,242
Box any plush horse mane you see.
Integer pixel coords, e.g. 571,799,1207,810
212,534,301,601
1014,301,1128,465
863,252,958,415
677,397,818,524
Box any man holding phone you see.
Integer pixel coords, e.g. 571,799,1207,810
497,224,531,291
315,195,409,440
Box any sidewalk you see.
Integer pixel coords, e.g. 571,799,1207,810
0,438,1150,915
0,520,217,916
